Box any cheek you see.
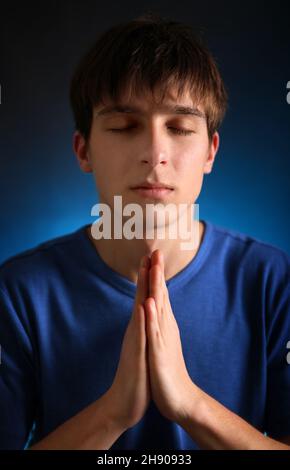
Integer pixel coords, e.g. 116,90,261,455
89,138,120,177
174,148,206,178
173,148,207,202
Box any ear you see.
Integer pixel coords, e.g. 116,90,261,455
72,130,92,173
203,131,220,175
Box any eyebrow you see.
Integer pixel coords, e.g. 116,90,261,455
95,104,206,119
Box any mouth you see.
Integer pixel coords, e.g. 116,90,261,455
130,186,174,199
130,181,174,200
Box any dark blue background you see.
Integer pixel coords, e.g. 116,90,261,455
1,0,290,263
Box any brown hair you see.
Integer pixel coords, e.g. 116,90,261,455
69,12,228,142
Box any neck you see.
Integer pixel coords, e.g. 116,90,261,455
86,214,205,284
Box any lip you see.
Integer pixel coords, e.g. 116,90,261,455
131,181,174,190
131,187,174,199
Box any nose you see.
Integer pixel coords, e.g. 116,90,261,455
139,126,168,167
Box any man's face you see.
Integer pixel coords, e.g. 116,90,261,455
74,86,219,218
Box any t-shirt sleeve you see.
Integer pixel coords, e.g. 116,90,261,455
264,252,290,439
0,285,36,449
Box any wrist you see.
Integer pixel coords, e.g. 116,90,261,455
176,382,204,429
100,388,130,435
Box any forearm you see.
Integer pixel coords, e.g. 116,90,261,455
29,392,126,450
178,385,290,450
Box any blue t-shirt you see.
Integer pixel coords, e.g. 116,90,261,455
0,220,289,450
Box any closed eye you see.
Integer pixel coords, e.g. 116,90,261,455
108,126,195,136
167,127,195,136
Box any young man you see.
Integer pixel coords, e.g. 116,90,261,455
0,14,289,450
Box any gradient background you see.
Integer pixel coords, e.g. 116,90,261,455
1,0,290,264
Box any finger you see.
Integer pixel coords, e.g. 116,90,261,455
133,256,149,317
144,297,160,353
134,271,146,315
149,250,164,315
150,249,160,268
136,303,146,352
149,264,163,317
151,249,166,288
154,251,170,311
142,254,151,270
152,250,172,320
157,251,167,297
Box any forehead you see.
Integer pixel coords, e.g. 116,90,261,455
94,86,206,120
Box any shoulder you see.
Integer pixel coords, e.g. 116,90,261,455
208,221,290,281
0,226,86,294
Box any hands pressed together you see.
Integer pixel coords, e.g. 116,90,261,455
106,250,198,431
